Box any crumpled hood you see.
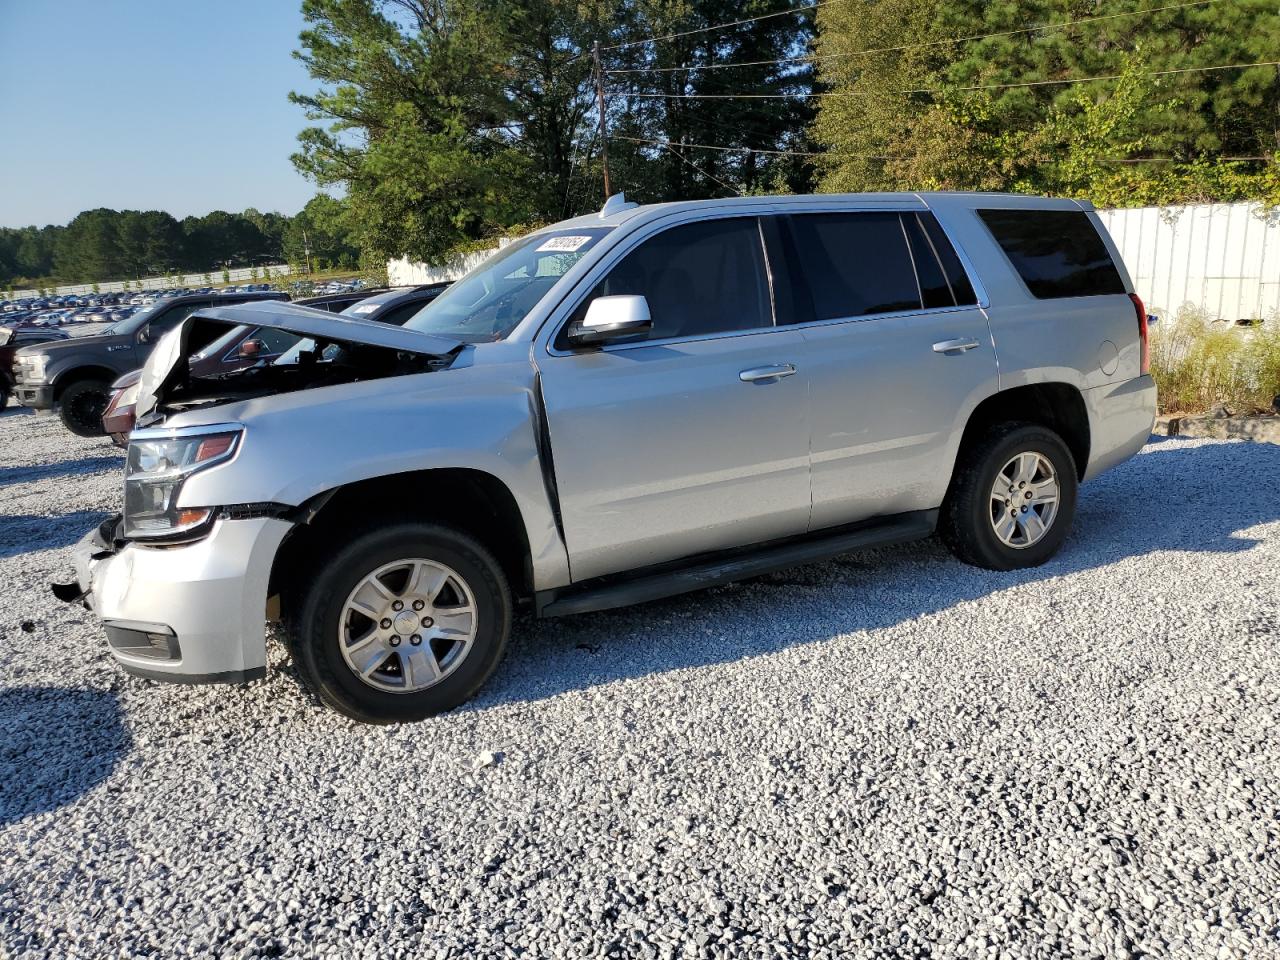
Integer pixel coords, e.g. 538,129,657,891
134,300,462,420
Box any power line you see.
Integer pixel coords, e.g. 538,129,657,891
602,0,830,52
604,0,1220,75
614,134,1276,165
655,140,744,195
617,60,1280,99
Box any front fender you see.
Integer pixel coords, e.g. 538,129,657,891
173,362,571,590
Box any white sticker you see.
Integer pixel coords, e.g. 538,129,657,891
352,304,379,314
536,235,592,253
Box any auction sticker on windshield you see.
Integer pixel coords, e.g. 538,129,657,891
536,235,593,253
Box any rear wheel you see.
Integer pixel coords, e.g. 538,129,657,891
940,422,1078,570
288,522,512,723
58,379,111,437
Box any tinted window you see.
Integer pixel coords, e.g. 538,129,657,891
566,217,772,344
917,213,977,305
785,212,920,320
377,300,434,328
150,301,208,332
253,327,299,353
978,209,1125,299
901,215,954,309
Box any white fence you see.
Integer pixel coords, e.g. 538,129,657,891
386,245,505,287
8,263,293,299
1097,202,1280,321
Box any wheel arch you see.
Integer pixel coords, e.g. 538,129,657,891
957,382,1090,479
52,365,119,400
268,467,534,620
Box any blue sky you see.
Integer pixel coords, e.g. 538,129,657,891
0,0,321,228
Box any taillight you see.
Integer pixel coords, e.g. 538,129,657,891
1129,292,1150,375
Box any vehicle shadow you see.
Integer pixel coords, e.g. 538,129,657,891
475,437,1280,709
0,455,121,489
0,510,111,560
0,685,128,825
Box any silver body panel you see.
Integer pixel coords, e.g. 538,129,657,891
75,191,1156,682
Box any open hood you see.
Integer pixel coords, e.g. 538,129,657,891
134,300,462,421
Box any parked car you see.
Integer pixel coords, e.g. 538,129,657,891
56,192,1156,723
10,290,287,436
97,287,439,445
0,326,71,410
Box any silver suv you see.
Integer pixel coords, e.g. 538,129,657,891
56,192,1156,722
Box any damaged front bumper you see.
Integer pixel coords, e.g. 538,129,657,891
54,512,293,684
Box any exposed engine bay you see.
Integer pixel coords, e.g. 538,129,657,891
135,303,463,425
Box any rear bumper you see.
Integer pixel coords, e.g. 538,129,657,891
1082,374,1158,481
58,513,292,684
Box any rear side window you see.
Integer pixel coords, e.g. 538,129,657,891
916,213,977,305
978,208,1125,299
785,212,919,320
565,217,772,344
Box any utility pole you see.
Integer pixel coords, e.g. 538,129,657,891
592,40,612,198
301,227,313,276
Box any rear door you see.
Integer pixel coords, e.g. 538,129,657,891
538,216,812,582
777,209,1000,529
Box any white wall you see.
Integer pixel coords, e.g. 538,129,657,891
8,264,292,299
386,244,505,286
1096,202,1280,321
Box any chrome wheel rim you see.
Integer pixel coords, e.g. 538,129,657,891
339,558,478,694
989,451,1060,549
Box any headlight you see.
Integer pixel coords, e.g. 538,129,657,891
19,354,48,382
114,379,140,410
123,425,242,540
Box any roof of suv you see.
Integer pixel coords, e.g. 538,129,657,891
169,290,289,304
554,191,1095,231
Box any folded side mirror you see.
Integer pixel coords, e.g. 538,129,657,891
568,295,653,346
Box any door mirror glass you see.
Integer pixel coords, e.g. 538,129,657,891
569,295,652,345
137,325,153,344
238,338,265,358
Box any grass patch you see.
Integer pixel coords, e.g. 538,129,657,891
1150,307,1280,415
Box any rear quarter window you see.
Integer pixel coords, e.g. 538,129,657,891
977,208,1125,299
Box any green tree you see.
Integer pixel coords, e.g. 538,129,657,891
812,0,1280,204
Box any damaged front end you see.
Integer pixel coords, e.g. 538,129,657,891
134,300,464,424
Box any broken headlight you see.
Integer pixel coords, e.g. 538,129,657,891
123,424,243,540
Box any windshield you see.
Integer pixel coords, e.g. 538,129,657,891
109,300,166,335
402,227,612,341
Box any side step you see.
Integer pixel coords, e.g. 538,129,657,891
537,509,937,619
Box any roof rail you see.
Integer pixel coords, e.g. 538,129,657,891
600,193,638,219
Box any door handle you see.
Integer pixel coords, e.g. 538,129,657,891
932,338,981,354
739,363,797,383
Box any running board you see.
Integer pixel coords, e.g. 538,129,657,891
536,509,937,619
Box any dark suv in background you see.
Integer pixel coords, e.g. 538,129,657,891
10,290,287,435
0,326,70,411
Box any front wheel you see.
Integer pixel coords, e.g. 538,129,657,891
940,422,1078,571
58,379,111,437
288,522,512,723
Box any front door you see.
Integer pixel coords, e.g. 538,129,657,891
538,216,812,582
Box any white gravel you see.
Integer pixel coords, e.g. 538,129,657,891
1,406,1278,959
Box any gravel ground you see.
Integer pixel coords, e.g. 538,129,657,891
1,407,1278,960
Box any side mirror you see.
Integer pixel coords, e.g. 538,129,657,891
137,325,153,344
238,338,265,358
569,295,652,346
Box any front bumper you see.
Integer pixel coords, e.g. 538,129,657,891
58,513,293,684
14,381,54,409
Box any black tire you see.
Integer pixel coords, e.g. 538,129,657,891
940,422,1078,571
58,379,111,437
0,382,9,411
288,522,512,723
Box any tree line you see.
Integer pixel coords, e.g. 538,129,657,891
0,196,361,288
290,0,1279,267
